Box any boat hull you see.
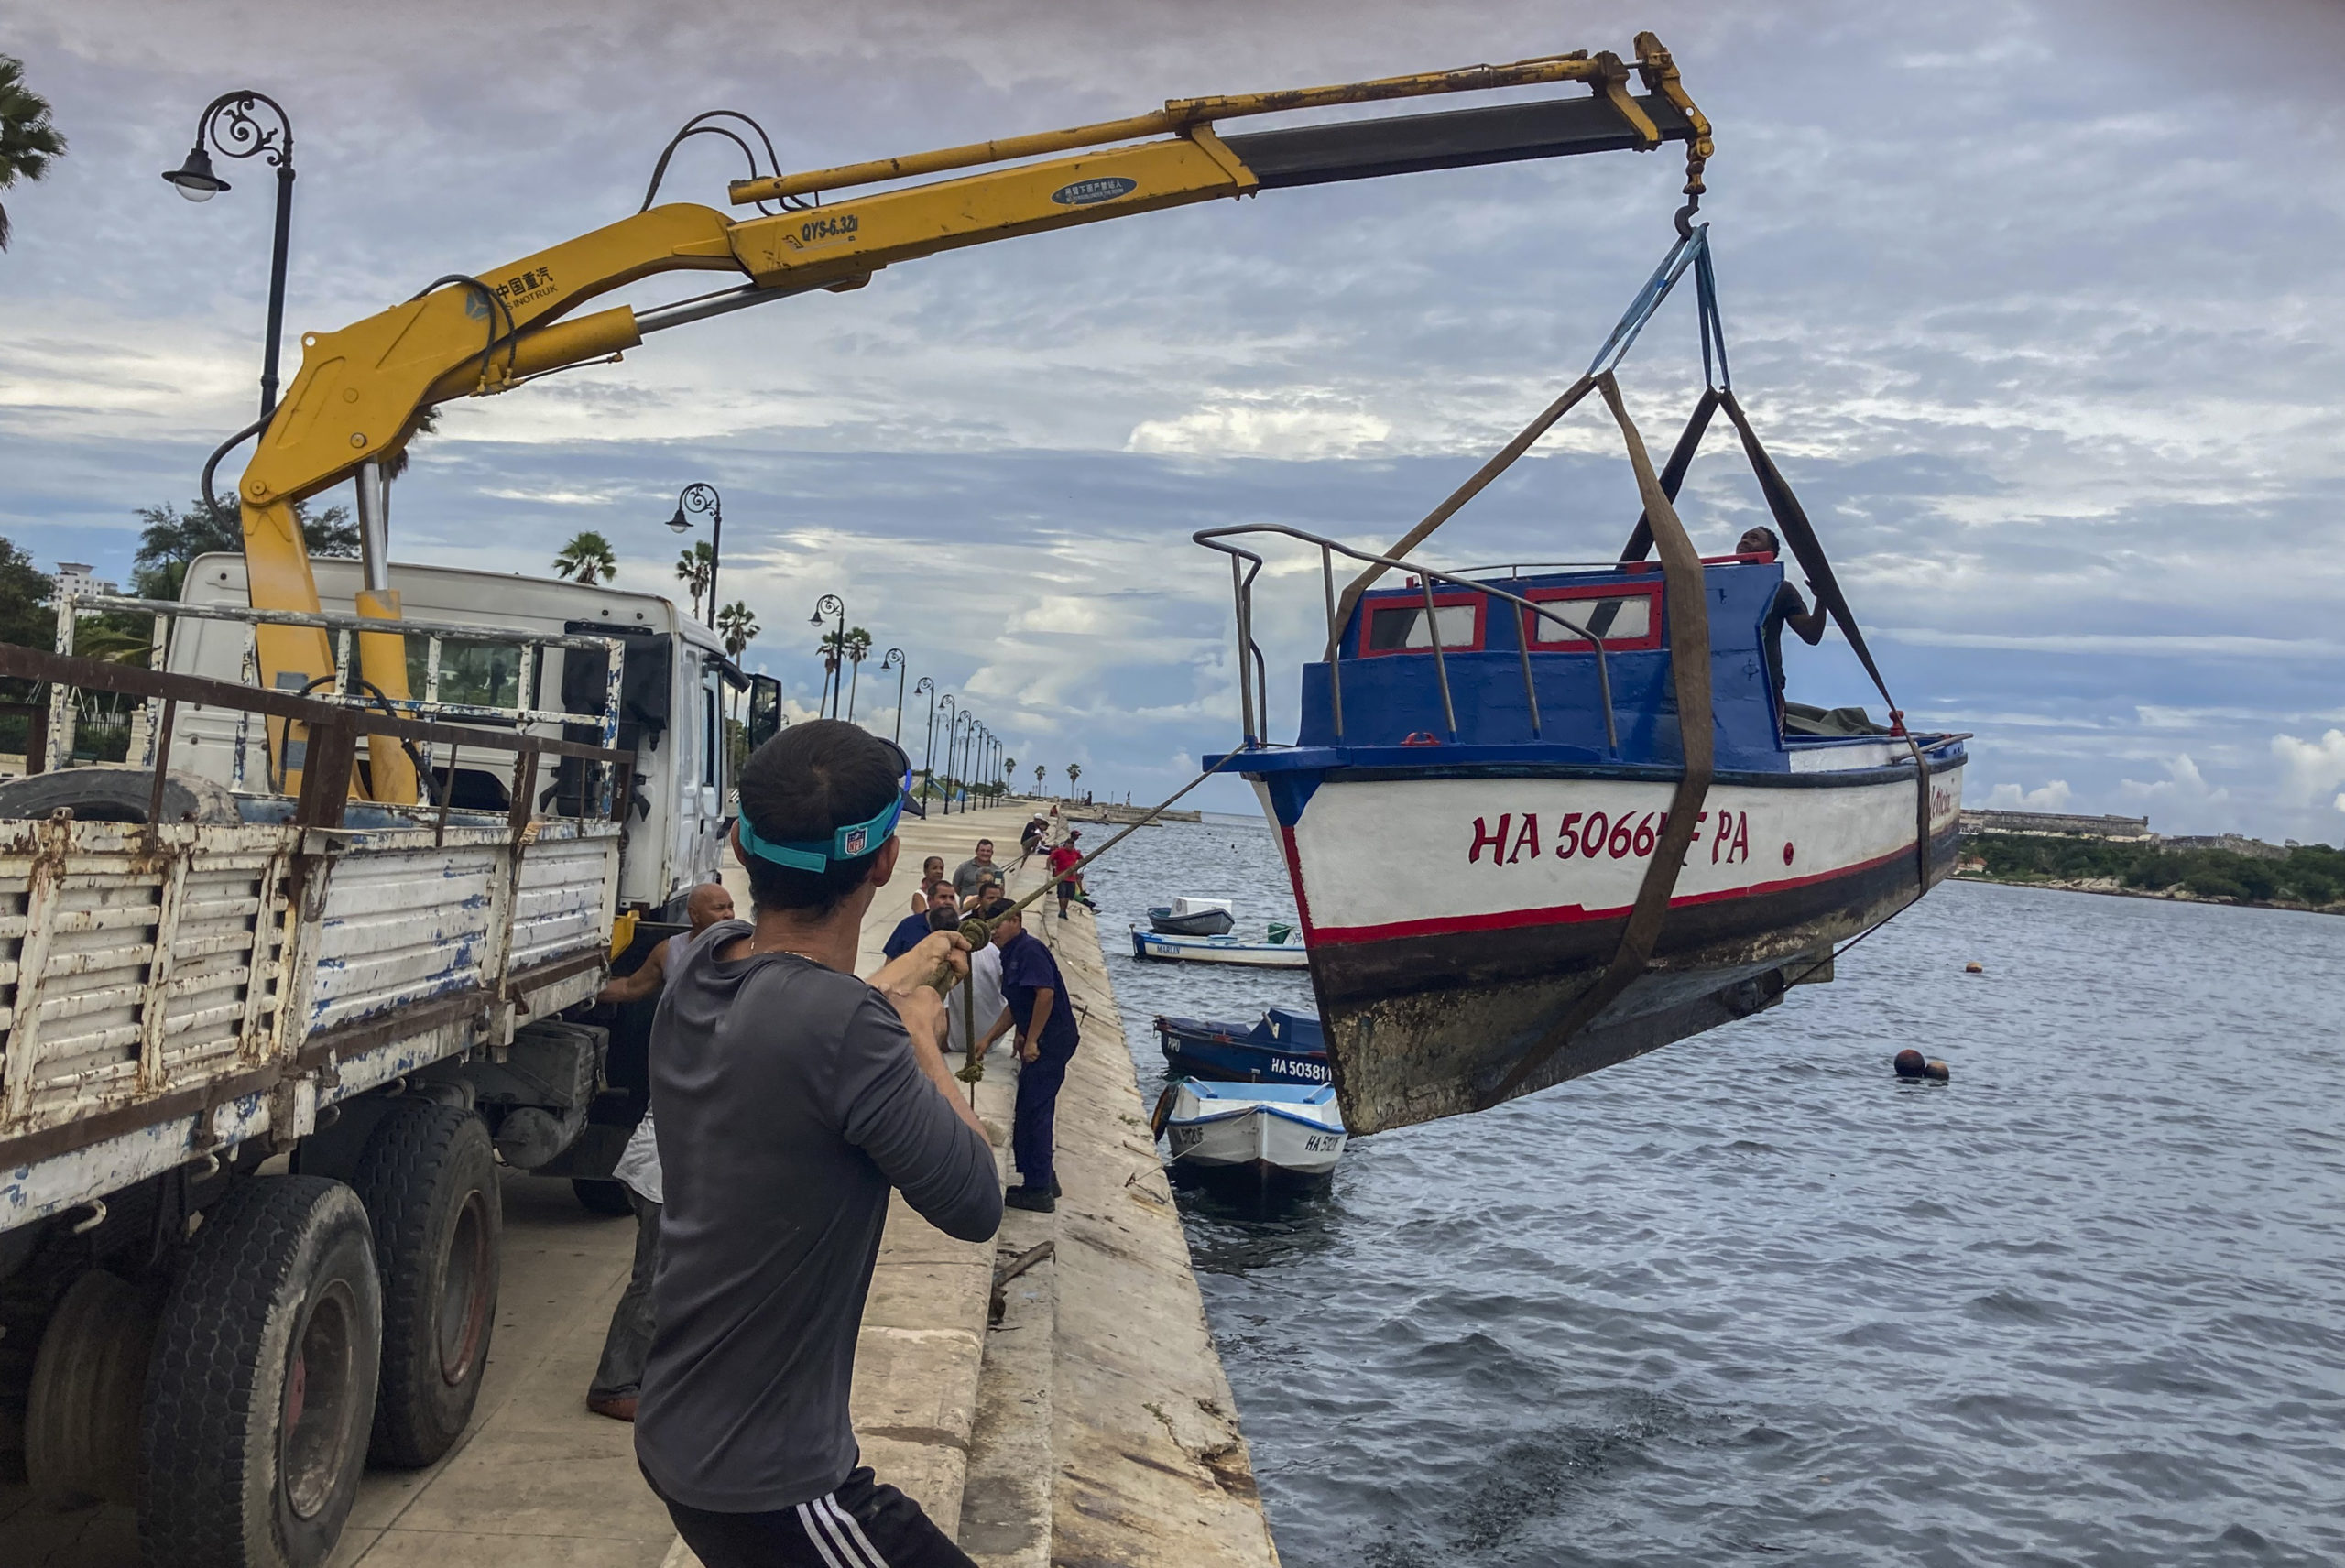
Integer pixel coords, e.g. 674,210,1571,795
1256,755,1965,1133
1164,1086,1347,1175
1130,928,1311,967
1156,1023,1332,1085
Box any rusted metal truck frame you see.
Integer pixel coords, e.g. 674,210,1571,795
0,632,635,1565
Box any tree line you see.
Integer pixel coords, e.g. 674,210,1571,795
1961,832,2345,910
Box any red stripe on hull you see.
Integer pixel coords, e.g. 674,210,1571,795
1298,839,1918,948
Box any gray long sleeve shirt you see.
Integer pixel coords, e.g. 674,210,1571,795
634,920,1002,1511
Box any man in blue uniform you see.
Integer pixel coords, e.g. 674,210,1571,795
977,901,1081,1214
884,881,958,961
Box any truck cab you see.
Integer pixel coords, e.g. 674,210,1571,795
168,553,779,920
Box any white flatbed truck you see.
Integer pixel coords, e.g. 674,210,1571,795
0,561,782,1566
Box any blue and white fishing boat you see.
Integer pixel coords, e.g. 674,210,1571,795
1154,1007,1330,1084
1157,1080,1347,1175
1194,227,1967,1136
1130,924,1309,968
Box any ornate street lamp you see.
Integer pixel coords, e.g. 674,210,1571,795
948,710,972,815
915,677,937,799
164,90,297,421
664,483,724,626
879,648,907,746
937,694,958,810
808,593,845,718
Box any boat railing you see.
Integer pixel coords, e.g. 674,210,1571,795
1191,524,1620,755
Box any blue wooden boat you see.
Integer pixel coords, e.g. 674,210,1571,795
1154,1007,1330,1085
1193,228,1968,1136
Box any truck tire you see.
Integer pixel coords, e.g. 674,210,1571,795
26,1268,156,1507
0,764,242,825
138,1176,381,1568
348,1099,500,1468
571,1177,634,1216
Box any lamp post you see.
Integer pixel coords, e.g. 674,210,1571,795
164,91,298,422
664,483,723,626
808,593,845,718
949,711,971,815
937,694,958,810
879,649,907,745
915,677,937,800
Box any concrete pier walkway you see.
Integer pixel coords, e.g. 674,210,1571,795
4,802,1278,1568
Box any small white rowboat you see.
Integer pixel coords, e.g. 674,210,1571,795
1159,1080,1347,1175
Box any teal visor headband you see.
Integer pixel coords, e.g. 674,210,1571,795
736,746,911,872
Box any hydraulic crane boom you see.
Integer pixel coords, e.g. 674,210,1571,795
234,35,1708,798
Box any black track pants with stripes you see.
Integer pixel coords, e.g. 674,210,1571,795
655,1466,976,1568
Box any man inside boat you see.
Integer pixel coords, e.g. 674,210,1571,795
1741,525,1827,696
977,900,1082,1214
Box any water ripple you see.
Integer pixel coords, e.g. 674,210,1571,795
1085,821,2345,1568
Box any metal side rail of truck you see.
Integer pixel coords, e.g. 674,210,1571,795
0,564,784,1568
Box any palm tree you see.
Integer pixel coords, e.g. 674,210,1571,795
1033,764,1045,790
0,56,66,252
552,530,617,584
379,405,440,482
841,626,872,721
674,540,714,620
716,601,758,659
1065,762,1083,794
1003,757,1015,797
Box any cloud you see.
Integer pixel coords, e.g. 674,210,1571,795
1984,779,2072,811
2117,754,2234,833
6,1,2345,827
2272,729,2345,813
1129,390,1393,459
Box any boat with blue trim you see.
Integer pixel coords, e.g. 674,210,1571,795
1193,227,1967,1136
1154,1007,1331,1084
1158,1080,1348,1176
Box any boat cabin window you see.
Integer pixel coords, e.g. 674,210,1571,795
1360,594,1482,656
1519,585,1662,652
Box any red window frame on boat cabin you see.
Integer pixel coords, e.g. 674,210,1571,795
1357,589,1487,658
1517,582,1664,653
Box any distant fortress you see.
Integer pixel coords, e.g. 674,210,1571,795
1959,808,2290,862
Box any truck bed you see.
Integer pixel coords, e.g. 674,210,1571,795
0,811,619,1231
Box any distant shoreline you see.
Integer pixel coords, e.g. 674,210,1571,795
1951,866,2343,918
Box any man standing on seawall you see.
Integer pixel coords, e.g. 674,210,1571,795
584,879,735,1422
952,838,1000,899
637,721,1001,1567
978,902,1081,1214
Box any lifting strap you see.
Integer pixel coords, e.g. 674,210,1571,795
1478,374,1712,1109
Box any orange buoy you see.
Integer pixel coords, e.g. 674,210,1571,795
1964,961,1984,975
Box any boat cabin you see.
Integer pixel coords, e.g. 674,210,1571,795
1296,552,1885,773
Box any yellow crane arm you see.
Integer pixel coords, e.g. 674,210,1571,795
237,35,1707,797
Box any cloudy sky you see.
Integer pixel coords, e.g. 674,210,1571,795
4,0,2343,834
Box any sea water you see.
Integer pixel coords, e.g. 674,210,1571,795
1083,814,2345,1567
